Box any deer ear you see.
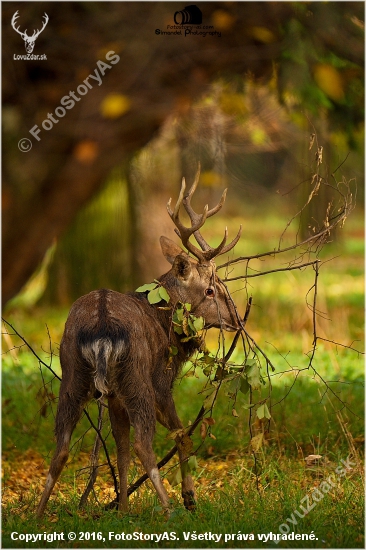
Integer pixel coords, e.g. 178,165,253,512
160,236,184,265
172,254,193,281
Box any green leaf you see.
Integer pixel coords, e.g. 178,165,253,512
264,403,271,419
136,282,158,292
203,390,217,411
229,376,242,394
166,468,182,487
158,286,170,303
239,376,250,395
169,345,178,356
246,362,261,390
200,354,215,366
174,307,184,322
188,455,198,472
257,404,265,419
184,302,192,311
173,324,183,335
188,318,196,333
193,316,205,331
147,287,163,304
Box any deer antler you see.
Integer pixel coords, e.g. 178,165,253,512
11,11,48,41
167,177,208,262
167,165,242,263
32,13,49,40
11,11,26,39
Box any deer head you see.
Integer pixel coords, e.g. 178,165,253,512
11,11,49,54
162,166,242,331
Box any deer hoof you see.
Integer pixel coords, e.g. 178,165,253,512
182,490,196,511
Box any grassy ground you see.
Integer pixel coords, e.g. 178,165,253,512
2,207,364,548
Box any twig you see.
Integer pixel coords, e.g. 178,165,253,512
79,400,105,508
82,407,119,498
223,260,319,282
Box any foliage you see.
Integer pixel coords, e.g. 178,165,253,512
136,281,170,305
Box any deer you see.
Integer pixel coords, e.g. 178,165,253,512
11,11,49,54
36,170,242,517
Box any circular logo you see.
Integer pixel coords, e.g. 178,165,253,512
18,138,32,152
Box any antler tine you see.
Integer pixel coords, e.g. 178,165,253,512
185,162,201,201
170,176,186,219
193,188,228,250
200,224,242,262
217,225,242,256
34,13,49,39
11,10,19,25
204,227,228,260
183,164,228,252
11,11,25,37
206,188,228,219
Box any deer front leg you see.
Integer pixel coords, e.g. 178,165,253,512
108,396,130,513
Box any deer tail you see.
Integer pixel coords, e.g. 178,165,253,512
81,338,114,396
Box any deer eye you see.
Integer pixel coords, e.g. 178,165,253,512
205,288,215,298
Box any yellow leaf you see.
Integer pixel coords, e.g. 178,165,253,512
250,127,268,146
212,10,235,31
250,26,276,43
100,93,131,119
250,433,264,452
200,422,207,439
313,64,344,102
200,170,227,188
166,428,186,440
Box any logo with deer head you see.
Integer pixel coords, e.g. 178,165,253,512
11,10,49,54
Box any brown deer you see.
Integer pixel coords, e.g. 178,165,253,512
36,172,242,517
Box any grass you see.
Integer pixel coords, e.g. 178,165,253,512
2,207,364,548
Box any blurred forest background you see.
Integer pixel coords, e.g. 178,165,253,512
2,1,364,308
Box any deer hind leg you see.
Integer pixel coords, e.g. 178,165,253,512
128,395,170,511
108,396,130,513
36,383,89,518
155,394,196,510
